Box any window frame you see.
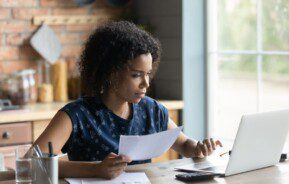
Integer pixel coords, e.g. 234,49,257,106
206,0,289,138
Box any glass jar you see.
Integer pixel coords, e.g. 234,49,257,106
26,69,37,103
0,75,12,99
0,69,37,105
14,71,30,105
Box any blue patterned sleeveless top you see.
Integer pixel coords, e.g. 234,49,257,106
60,96,168,165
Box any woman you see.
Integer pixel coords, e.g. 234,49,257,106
34,21,222,179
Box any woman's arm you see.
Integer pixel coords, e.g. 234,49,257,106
168,118,222,158
33,111,72,154
33,111,131,179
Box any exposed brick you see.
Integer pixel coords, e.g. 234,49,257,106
61,45,82,58
40,0,75,7
0,8,11,19
0,60,37,74
12,8,50,20
50,25,65,33
52,8,88,15
28,24,64,33
79,32,91,43
91,8,122,16
57,32,80,45
6,33,31,46
0,0,126,75
0,21,29,33
66,57,78,73
0,46,19,60
19,44,41,60
66,24,95,32
0,0,37,7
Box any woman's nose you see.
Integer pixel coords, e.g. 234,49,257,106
140,76,150,88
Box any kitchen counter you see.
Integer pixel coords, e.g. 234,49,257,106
0,100,184,124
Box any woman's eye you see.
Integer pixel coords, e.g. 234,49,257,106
132,73,141,78
147,72,152,77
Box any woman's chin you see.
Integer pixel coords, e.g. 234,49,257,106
131,97,143,104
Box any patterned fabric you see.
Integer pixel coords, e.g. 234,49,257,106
60,96,168,165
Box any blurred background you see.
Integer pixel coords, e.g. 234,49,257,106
0,0,288,168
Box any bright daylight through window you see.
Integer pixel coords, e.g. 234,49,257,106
207,0,289,142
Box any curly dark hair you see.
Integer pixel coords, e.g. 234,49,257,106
79,21,161,97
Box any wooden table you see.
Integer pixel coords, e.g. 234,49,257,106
2,156,289,183
125,157,289,183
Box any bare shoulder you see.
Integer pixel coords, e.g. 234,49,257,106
50,110,72,126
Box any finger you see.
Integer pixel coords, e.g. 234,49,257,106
114,155,132,163
210,138,216,150
110,164,127,172
194,141,202,157
109,162,127,171
111,157,129,166
119,155,132,163
203,139,213,153
216,140,223,147
198,141,208,156
108,152,118,158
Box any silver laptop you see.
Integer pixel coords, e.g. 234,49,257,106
176,109,289,176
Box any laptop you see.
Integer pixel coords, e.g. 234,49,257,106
175,109,289,176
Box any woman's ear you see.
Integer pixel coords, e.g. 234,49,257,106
107,71,120,92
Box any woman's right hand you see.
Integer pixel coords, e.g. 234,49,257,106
97,152,132,179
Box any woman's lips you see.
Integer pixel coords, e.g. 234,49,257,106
135,92,145,98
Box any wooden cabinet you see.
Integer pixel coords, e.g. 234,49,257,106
0,122,33,170
32,120,50,141
0,122,32,146
152,109,181,162
0,145,31,170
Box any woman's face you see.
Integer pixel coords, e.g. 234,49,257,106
112,53,153,103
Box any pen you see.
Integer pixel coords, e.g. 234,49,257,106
48,142,53,157
219,151,231,157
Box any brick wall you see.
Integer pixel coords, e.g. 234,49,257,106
0,0,125,75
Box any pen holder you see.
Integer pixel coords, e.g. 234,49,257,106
33,153,58,184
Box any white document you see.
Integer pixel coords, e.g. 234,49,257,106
65,172,150,184
118,126,182,160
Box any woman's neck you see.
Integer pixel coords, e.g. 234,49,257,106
101,92,131,120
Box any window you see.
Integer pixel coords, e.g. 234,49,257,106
207,0,289,141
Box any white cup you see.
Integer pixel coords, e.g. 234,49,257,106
33,153,58,184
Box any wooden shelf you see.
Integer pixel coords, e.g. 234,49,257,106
33,15,111,25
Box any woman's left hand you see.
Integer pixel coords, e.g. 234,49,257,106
193,138,223,158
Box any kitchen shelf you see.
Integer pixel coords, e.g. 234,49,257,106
33,15,111,25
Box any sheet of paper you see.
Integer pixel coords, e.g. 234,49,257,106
118,126,182,160
66,172,150,184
